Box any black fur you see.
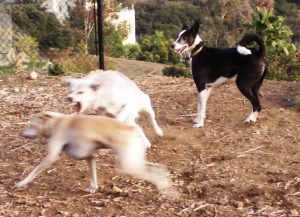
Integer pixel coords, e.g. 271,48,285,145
173,21,267,122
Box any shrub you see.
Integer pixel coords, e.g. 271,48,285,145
163,65,191,78
0,66,14,74
124,44,141,59
267,49,300,81
138,31,180,64
289,94,300,111
12,4,73,51
48,62,65,76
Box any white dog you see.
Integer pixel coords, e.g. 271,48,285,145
64,70,163,148
15,112,177,198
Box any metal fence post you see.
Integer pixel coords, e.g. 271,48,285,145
96,0,105,70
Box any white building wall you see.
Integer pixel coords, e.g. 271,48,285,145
113,4,136,45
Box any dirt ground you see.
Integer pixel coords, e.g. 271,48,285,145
0,71,299,217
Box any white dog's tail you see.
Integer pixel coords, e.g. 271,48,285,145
143,94,163,136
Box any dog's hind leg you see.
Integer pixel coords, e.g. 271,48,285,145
236,77,261,123
119,138,178,198
84,155,98,193
193,87,212,128
142,94,163,136
15,138,64,188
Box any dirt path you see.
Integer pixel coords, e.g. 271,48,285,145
0,72,299,216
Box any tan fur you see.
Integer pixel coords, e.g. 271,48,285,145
15,112,178,198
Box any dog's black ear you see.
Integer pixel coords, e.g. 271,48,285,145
90,83,101,91
182,23,189,30
191,21,200,35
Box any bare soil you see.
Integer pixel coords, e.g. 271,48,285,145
0,70,299,217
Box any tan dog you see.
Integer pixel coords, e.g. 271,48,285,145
15,112,177,198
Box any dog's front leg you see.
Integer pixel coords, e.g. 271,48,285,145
84,156,98,193
193,88,212,128
15,138,64,188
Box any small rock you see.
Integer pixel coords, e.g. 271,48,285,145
219,195,229,205
113,186,123,193
43,202,51,208
20,87,27,92
14,87,20,93
244,198,251,204
72,214,80,217
234,201,244,208
29,71,38,80
290,209,299,216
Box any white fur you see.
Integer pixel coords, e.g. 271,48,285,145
244,111,258,123
206,76,229,87
65,70,163,148
172,31,202,55
193,88,212,128
237,45,252,55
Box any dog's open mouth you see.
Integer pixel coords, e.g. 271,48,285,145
74,102,82,113
176,45,187,54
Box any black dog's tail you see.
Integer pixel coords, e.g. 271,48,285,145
238,34,265,59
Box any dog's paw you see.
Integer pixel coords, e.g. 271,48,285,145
84,187,98,194
144,141,151,149
193,123,204,128
244,118,256,123
193,117,201,124
156,127,164,137
14,181,27,188
244,111,258,123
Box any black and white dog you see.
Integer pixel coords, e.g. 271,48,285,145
171,21,267,127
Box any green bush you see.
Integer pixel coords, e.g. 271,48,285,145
138,31,180,64
267,49,300,81
289,94,300,111
0,66,14,74
163,65,191,78
48,62,65,76
12,4,73,51
124,44,141,59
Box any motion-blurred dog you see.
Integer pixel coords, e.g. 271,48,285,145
64,70,163,148
15,112,177,198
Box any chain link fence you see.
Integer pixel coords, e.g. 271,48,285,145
0,0,99,73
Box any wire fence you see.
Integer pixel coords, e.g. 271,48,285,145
0,1,100,73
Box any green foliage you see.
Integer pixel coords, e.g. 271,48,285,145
275,0,296,16
267,49,300,81
163,65,191,78
245,7,299,81
12,4,73,51
138,31,180,64
104,23,128,58
124,44,141,59
24,59,47,70
245,7,296,55
0,66,14,74
48,62,65,76
135,2,201,38
13,33,39,60
290,94,300,111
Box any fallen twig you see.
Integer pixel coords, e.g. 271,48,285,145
193,203,211,212
214,133,234,143
237,145,264,158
